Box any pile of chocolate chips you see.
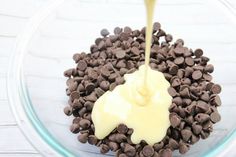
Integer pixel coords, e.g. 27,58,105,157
63,22,222,157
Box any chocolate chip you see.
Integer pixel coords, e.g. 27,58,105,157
70,124,80,133
72,99,83,109
98,40,106,50
203,74,212,81
131,47,140,56
168,138,179,149
68,81,78,92
179,88,190,98
64,106,72,116
64,69,74,77
159,148,172,157
211,95,221,106
192,70,202,80
114,27,122,35
120,32,130,41
181,129,192,142
153,22,161,32
100,144,110,154
194,49,203,57
191,134,199,144
200,131,210,139
172,97,182,106
204,64,214,73
168,87,177,97
124,26,132,34
84,101,94,111
109,142,119,151
101,67,111,78
195,113,210,123
174,57,184,65
169,64,179,75
171,78,181,87
115,49,126,59
101,28,109,37
153,142,164,152
156,29,166,38
78,133,88,143
70,91,80,100
142,145,154,157
124,144,136,157
210,112,221,123
79,119,91,129
115,134,127,143
196,100,209,112
85,83,95,94
201,92,210,102
110,82,117,91
119,154,128,157
117,124,128,134
88,135,98,145
100,81,110,91
85,92,97,102
185,57,194,66
179,143,189,154
77,60,87,71
175,39,184,46
211,84,221,94
170,114,181,128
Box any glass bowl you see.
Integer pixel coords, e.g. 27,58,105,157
7,0,236,156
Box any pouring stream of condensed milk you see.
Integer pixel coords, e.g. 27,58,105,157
91,0,172,145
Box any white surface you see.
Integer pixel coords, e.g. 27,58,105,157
0,0,236,157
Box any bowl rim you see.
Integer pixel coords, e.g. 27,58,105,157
6,0,236,156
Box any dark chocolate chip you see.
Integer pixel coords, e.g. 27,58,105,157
168,87,177,97
70,124,80,133
170,114,181,128
70,91,80,100
159,148,172,157
195,113,210,123
77,60,87,71
115,134,127,143
153,22,161,32
79,119,91,129
114,27,122,35
210,112,221,123
179,143,189,154
185,57,194,66
109,142,119,151
174,57,184,65
211,84,221,94
85,83,95,94
211,95,221,106
142,145,154,157
168,138,179,149
100,144,110,154
181,129,192,142
204,64,214,73
64,106,73,116
78,133,88,143
117,124,128,134
101,28,109,37
192,70,202,80
194,49,203,58
88,135,98,145
100,81,110,91
124,144,136,157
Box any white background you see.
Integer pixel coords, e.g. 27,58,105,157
0,0,236,157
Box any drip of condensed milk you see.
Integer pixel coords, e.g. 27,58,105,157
91,0,172,145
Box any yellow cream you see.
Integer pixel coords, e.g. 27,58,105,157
91,0,172,145
91,65,172,145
